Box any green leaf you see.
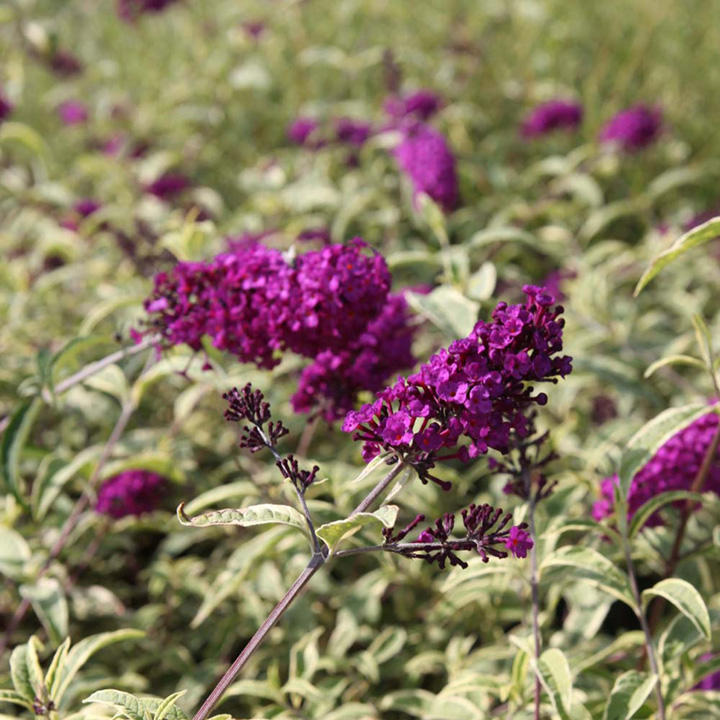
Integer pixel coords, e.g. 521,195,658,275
537,648,573,719
10,637,45,703
469,227,536,248
644,354,705,378
153,691,187,720
177,502,309,537
20,579,69,645
416,193,449,245
642,578,711,640
540,546,634,607
405,287,479,339
51,629,145,705
44,638,71,695
0,689,34,711
466,262,497,301
0,121,48,157
316,505,398,554
603,671,657,720
635,216,720,295
83,690,146,720
628,491,704,539
618,404,710,500
83,364,129,405
322,704,378,720
691,314,714,368
0,527,31,579
1,398,40,507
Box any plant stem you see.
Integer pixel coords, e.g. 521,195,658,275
350,460,406,515
622,530,666,719
525,472,542,720
191,457,409,718
49,338,153,399
191,552,326,720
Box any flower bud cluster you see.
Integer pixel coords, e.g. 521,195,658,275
276,455,320,493
593,412,720,526
343,286,572,484
223,384,288,453
386,503,532,569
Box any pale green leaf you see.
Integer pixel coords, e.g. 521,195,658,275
537,648,572,718
10,637,44,703
642,578,711,640
316,505,398,554
628,491,703,539
44,638,71,694
540,546,634,607
177,502,309,537
0,689,34,711
405,287,478,339
1,398,40,508
153,691,186,720
468,227,536,248
20,579,69,645
635,216,720,295
603,671,657,720
466,262,497,301
83,690,146,720
644,354,705,378
0,527,31,579
52,629,145,705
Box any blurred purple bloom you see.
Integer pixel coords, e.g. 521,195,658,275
49,50,83,76
385,89,442,122
335,117,372,147
297,227,331,245
694,653,720,691
287,117,319,147
593,412,720,526
521,99,582,138
242,20,265,38
74,198,101,217
599,105,662,152
58,100,88,125
393,123,458,212
96,470,167,518
0,91,12,123
145,172,190,200
117,0,181,21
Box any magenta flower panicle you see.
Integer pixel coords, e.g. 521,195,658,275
95,470,167,518
291,292,416,421
343,285,571,487
287,117,319,147
145,172,190,200
593,412,720,527
599,104,662,152
335,117,372,147
384,89,442,122
521,99,583,138
393,123,458,212
58,100,88,125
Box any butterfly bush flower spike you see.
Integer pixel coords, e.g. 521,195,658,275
593,412,720,527
343,285,572,486
521,99,583,138
599,104,662,152
96,470,167,518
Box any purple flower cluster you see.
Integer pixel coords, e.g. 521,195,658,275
335,117,372,147
520,99,583,138
48,50,83,77
145,172,191,200
141,239,392,369
95,470,167,518
384,89,442,122
0,91,12,123
117,0,181,21
599,104,662,152
287,117,319,147
291,293,416,421
59,198,102,232
343,286,571,484
592,412,720,525
58,100,88,126
393,123,458,212
695,653,720,691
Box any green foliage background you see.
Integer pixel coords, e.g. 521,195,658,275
2,1,720,718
